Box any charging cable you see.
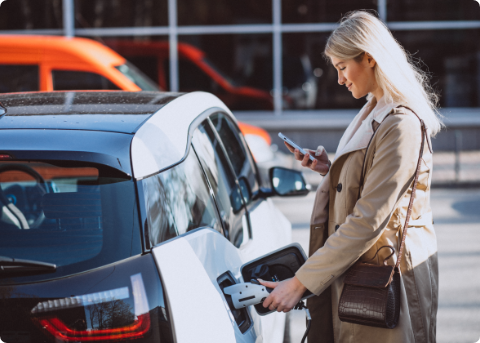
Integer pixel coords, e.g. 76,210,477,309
293,300,311,343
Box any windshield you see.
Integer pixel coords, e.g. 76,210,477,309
115,62,160,91
0,161,141,283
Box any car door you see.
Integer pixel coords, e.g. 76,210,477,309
208,113,291,342
145,122,258,343
147,115,290,343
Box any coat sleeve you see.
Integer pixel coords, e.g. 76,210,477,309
296,113,422,295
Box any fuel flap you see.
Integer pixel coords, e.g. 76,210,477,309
240,243,313,315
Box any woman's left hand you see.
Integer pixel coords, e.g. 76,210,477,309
258,276,307,312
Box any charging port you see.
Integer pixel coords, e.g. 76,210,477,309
217,272,252,334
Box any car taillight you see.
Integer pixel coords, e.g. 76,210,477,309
32,273,151,342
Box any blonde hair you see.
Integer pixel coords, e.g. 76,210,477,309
325,11,443,136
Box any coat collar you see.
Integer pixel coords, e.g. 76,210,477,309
333,96,399,162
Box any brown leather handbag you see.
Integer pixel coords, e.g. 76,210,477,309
338,108,428,329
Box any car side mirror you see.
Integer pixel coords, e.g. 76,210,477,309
269,167,310,197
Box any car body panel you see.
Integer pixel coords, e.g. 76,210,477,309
131,91,233,180
0,35,141,91
152,230,238,343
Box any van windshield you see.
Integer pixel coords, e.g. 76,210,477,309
116,62,160,91
0,161,141,284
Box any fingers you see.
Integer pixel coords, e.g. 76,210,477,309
315,145,326,157
257,279,278,289
283,141,295,152
293,149,305,161
300,151,311,167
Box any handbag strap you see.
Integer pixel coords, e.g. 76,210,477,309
358,106,427,271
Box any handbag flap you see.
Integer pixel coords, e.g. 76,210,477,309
344,263,395,288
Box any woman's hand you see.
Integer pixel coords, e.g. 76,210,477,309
258,276,307,313
284,142,330,175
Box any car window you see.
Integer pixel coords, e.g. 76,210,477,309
210,113,259,197
192,121,248,247
115,62,159,91
52,70,121,91
0,64,39,93
0,161,142,283
143,150,222,247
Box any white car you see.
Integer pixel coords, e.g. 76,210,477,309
0,91,309,343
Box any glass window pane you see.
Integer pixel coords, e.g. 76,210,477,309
282,0,377,24
52,70,122,91
388,0,480,21
393,29,480,107
210,113,259,195
0,65,39,92
179,34,273,111
283,32,366,109
143,151,222,246
0,161,141,280
102,36,168,91
74,0,168,28
192,122,247,247
178,0,271,26
0,0,63,30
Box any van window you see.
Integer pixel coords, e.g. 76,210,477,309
115,62,159,91
0,161,141,283
52,70,121,91
143,150,222,247
0,65,39,93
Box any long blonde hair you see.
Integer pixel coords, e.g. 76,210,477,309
325,11,443,136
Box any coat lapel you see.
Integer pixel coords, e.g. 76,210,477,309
333,97,399,163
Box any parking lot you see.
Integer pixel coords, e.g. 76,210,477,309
273,188,480,343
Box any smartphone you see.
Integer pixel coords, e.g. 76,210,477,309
278,132,315,162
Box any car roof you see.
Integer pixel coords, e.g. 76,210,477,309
0,35,125,67
0,91,235,180
0,91,183,133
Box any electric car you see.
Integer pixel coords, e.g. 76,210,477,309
0,91,309,343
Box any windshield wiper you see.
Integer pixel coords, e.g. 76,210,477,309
0,256,56,275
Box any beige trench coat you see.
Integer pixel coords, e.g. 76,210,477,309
295,99,438,343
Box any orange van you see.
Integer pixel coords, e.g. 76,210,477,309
0,35,273,160
0,35,158,93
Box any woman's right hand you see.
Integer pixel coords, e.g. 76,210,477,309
284,142,330,175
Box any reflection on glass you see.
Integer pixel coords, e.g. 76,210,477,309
393,29,480,107
0,161,141,273
388,0,480,21
282,0,377,24
178,0,271,26
192,122,247,247
115,63,159,91
271,168,307,196
0,0,63,30
179,35,273,111
102,37,168,90
144,151,221,246
74,0,168,28
283,33,366,109
210,113,258,195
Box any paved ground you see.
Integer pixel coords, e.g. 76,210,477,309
273,188,480,343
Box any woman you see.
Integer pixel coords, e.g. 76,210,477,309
259,11,441,343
